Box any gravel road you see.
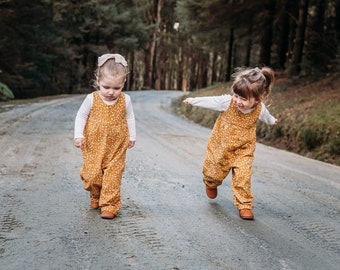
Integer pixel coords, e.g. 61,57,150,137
0,91,339,270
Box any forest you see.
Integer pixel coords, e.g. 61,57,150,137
0,0,339,99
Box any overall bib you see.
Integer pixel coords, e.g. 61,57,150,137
203,99,261,210
80,92,129,214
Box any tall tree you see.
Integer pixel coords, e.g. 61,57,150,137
288,0,309,76
323,0,338,72
141,0,164,89
304,0,327,73
274,0,294,69
52,0,149,92
1,0,339,97
0,0,61,98
259,0,276,66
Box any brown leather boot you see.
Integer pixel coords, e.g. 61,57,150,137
91,201,99,209
101,210,115,219
239,209,254,220
206,186,218,199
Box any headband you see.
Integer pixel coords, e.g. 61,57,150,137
98,53,128,67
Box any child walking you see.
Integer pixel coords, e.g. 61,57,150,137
183,67,278,220
74,53,136,219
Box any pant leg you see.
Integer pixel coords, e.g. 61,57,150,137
202,156,231,188
80,164,102,202
99,157,126,214
231,159,254,210
202,122,232,188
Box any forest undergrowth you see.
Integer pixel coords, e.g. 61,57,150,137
173,72,340,166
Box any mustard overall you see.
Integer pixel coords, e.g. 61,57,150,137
203,99,262,210
80,92,129,214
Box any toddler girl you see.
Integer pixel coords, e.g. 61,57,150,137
184,67,278,220
74,53,136,219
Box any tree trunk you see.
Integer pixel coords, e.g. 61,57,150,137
207,52,214,87
143,0,163,89
275,0,291,69
289,0,309,76
285,1,299,66
127,52,134,90
190,56,197,90
259,0,276,66
181,46,189,92
304,0,326,73
226,26,234,81
323,0,337,71
212,53,218,84
245,23,253,67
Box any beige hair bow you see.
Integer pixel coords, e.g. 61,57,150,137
98,54,128,67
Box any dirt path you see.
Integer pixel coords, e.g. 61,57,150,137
0,91,339,270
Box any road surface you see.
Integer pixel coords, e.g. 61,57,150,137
0,91,339,270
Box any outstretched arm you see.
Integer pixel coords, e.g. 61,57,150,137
259,104,278,125
183,95,231,111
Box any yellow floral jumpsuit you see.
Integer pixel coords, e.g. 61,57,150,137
80,92,129,215
203,99,262,210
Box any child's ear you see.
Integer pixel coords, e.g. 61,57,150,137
254,98,261,106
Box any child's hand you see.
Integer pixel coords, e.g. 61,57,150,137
74,138,85,149
183,98,191,105
128,140,135,149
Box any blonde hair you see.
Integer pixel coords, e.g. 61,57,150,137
231,67,275,101
92,54,129,90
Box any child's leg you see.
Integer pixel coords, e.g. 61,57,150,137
202,158,230,188
99,158,126,215
80,165,102,202
231,162,254,210
202,137,231,188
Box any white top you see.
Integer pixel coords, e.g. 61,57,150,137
186,94,276,125
74,92,136,141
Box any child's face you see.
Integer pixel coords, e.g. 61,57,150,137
97,73,126,101
232,93,258,111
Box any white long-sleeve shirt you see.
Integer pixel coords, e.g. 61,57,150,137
186,94,276,125
74,92,136,141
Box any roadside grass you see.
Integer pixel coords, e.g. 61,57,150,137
172,73,340,166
